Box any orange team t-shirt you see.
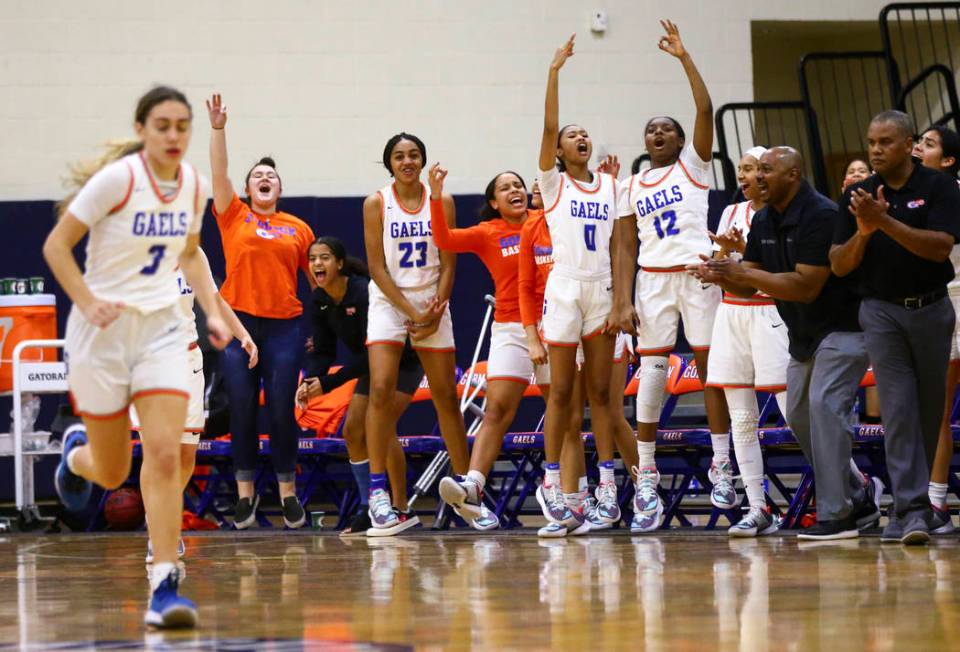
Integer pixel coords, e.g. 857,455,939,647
518,209,553,328
214,193,315,319
430,199,538,324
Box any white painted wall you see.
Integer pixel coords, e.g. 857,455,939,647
0,0,892,200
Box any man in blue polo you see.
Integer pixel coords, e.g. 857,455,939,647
831,110,960,545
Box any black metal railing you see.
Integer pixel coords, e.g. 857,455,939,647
799,51,896,198
880,2,960,98
715,101,828,194
897,63,960,131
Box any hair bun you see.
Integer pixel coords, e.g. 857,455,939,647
258,156,276,168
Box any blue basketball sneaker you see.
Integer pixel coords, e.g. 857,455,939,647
144,567,197,628
54,424,92,512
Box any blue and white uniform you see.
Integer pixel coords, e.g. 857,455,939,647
65,151,208,417
539,167,618,345
617,142,720,355
367,182,454,350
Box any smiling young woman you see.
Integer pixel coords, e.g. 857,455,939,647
206,93,316,531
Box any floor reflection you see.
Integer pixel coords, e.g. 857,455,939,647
3,532,960,650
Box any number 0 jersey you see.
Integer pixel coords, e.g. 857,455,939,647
67,152,206,314
540,167,618,280
617,142,712,268
379,182,440,289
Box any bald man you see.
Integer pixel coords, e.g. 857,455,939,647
832,110,960,545
691,146,879,540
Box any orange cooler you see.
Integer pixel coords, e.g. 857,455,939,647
0,294,58,394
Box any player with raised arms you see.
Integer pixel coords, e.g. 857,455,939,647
614,20,728,533
363,133,470,536
534,34,624,534
43,86,229,628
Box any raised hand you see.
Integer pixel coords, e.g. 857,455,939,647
81,298,125,329
205,93,228,130
428,163,448,200
597,154,621,178
658,19,686,59
551,34,576,71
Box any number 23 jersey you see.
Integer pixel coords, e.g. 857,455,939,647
617,142,712,268
379,182,440,289
67,151,208,313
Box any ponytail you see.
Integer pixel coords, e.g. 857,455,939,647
58,139,143,219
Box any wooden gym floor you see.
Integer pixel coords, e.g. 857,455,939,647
1,530,959,651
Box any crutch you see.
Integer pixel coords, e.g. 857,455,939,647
408,294,496,508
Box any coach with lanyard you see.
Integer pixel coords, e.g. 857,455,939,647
693,146,879,541
831,110,960,545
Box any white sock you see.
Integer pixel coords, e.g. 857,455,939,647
637,440,656,470
598,462,615,485
711,433,731,465
578,476,588,493
545,468,561,487
930,481,949,508
466,470,486,488
150,562,176,591
727,389,764,510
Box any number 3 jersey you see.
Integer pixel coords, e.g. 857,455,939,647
617,142,712,268
68,151,207,313
540,167,618,279
379,182,440,289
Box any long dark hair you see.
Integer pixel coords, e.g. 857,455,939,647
382,132,427,176
479,171,527,221
924,125,960,177
310,236,369,278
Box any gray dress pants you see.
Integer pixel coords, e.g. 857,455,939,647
787,332,869,521
859,296,955,523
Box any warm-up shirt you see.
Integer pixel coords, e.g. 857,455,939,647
430,198,534,323
214,193,314,319
517,209,553,328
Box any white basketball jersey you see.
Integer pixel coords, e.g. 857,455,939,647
379,182,440,289
618,142,712,268
175,268,199,342
72,152,203,313
544,171,618,279
714,200,757,261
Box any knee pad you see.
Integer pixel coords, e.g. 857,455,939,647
730,408,760,445
636,356,669,423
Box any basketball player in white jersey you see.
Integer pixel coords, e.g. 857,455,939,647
700,147,789,536
613,20,728,533
535,34,625,535
363,132,470,536
133,253,258,562
43,86,230,628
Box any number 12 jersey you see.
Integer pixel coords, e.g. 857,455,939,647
617,142,712,268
